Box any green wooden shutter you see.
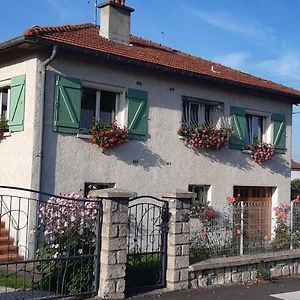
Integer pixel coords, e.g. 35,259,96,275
229,106,246,150
9,74,26,132
53,76,81,134
272,113,286,154
127,88,148,140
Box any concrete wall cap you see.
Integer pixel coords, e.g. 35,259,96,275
89,188,137,199
161,190,196,199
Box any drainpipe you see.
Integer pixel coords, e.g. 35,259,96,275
27,46,57,259
37,46,57,195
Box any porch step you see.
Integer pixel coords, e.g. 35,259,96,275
0,220,23,262
0,238,14,246
0,253,24,262
0,244,17,254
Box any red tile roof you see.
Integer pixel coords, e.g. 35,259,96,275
23,23,300,99
292,160,300,170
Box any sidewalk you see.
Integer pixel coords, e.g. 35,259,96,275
129,277,300,300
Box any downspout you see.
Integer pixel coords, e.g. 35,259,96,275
37,45,58,194
28,46,57,259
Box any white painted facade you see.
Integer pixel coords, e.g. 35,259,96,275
36,52,292,210
292,169,300,181
0,50,293,212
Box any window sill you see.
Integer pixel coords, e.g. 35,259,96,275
76,133,91,139
3,131,11,137
242,149,252,154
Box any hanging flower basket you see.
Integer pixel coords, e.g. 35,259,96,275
250,142,275,164
178,124,233,151
90,121,128,150
0,119,8,141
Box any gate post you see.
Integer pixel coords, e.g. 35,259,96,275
89,188,136,300
162,191,195,291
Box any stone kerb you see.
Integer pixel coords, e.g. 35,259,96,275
89,188,136,300
162,190,195,291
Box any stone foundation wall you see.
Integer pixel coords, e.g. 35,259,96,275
189,250,300,289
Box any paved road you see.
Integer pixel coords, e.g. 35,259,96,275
130,277,300,300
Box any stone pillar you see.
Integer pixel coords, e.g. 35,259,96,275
89,188,136,300
162,191,195,291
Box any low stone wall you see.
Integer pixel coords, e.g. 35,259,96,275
189,250,300,288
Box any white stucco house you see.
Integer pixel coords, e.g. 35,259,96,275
0,0,299,217
292,160,300,181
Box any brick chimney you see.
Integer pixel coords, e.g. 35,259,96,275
98,0,134,44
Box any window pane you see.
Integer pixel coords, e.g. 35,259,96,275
190,103,199,126
245,114,264,145
100,91,116,123
188,184,210,206
205,105,213,124
182,101,189,124
0,88,8,119
81,88,96,129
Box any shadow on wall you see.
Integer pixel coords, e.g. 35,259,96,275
197,148,289,176
108,140,167,171
197,149,254,171
261,155,290,177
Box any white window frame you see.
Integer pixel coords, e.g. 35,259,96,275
77,82,125,137
245,109,271,144
0,79,11,121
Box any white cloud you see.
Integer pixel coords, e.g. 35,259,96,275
186,7,277,50
257,53,300,82
214,52,250,69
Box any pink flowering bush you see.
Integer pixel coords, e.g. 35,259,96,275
250,142,275,164
273,203,291,250
178,124,233,151
38,192,99,294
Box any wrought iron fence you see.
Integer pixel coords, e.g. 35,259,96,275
0,186,102,300
190,200,300,262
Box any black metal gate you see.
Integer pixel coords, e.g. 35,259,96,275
0,186,102,300
126,196,169,293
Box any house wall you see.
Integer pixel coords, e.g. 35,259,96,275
40,52,292,210
292,169,300,181
0,53,42,257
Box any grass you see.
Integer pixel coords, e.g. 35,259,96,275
0,270,33,289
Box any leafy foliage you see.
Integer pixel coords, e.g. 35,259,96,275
291,179,300,200
37,193,99,295
90,121,128,149
178,123,233,150
250,142,275,164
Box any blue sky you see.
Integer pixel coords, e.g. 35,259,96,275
1,0,300,160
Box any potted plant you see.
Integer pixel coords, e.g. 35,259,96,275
0,119,8,141
178,123,233,151
89,120,128,150
250,142,275,164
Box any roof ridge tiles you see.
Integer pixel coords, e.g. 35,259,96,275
18,22,300,98
23,23,94,37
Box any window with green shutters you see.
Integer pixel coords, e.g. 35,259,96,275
127,88,148,140
229,106,287,154
8,75,26,132
272,113,286,153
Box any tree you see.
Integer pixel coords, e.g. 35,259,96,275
291,179,300,200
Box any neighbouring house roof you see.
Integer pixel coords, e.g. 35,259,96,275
1,23,300,101
292,160,300,170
